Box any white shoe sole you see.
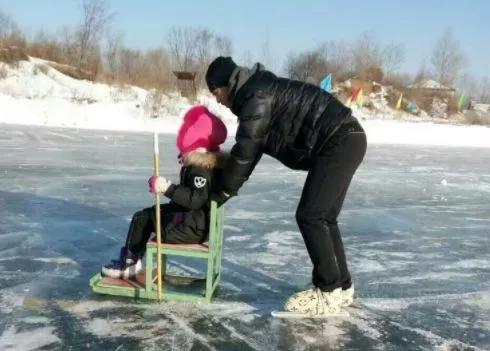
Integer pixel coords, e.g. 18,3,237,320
341,286,355,307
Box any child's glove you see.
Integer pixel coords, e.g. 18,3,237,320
148,176,172,194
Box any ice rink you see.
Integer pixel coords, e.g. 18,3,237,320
0,124,488,350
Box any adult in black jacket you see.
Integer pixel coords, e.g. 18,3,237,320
206,57,367,315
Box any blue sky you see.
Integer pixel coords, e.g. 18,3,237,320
1,0,489,78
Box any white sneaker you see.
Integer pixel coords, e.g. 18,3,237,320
102,257,143,279
284,287,343,316
341,285,355,307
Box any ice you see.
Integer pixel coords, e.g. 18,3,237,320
0,123,489,350
0,326,60,351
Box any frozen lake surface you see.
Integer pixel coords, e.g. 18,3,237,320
0,123,488,350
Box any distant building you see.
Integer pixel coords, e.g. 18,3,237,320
404,79,457,118
408,79,456,97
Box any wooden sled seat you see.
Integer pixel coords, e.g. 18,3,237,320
90,200,224,302
147,240,209,252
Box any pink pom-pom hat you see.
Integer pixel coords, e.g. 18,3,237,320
176,105,228,155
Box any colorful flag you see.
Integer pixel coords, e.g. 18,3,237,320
457,93,465,110
407,101,417,113
320,74,332,93
356,88,364,107
396,93,403,110
351,87,361,104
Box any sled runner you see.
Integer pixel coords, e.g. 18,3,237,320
271,303,361,319
271,310,350,319
89,201,224,302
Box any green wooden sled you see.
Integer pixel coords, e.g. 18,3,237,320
89,201,224,302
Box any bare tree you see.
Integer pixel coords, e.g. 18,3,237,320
414,58,430,83
456,72,479,98
382,43,405,78
317,40,354,80
285,50,328,83
76,0,114,72
193,28,213,86
0,9,23,46
260,37,274,71
143,48,173,89
351,32,384,81
0,10,17,39
119,47,142,84
57,26,78,64
240,50,254,67
214,35,232,57
194,29,213,67
167,27,196,70
431,29,465,86
167,26,233,89
478,76,490,102
104,29,124,81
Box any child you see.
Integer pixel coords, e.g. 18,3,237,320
102,105,228,279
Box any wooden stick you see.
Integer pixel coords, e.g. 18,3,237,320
153,131,163,301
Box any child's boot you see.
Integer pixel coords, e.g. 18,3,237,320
102,246,142,279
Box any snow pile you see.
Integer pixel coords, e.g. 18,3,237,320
0,57,489,147
410,79,451,90
0,58,238,133
474,103,490,112
362,119,490,147
430,97,449,119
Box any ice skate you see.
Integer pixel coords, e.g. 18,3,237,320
341,285,355,307
272,287,348,318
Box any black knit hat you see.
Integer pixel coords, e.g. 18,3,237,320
206,56,238,91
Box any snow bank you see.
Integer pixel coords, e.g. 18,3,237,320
1,58,489,147
409,79,451,90
361,119,490,148
0,58,238,134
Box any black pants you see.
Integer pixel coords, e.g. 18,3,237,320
296,120,367,292
124,203,204,258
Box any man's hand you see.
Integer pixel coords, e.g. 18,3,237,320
211,190,232,206
148,176,172,194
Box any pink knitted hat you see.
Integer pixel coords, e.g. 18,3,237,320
176,105,228,155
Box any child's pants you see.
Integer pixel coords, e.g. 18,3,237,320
124,203,205,258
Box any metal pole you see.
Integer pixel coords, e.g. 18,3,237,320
153,131,163,301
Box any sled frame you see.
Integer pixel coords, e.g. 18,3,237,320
89,201,224,302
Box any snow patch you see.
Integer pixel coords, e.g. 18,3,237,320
1,59,489,148
0,326,60,351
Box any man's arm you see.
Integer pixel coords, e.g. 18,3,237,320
221,94,271,196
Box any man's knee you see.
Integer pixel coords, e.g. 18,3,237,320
296,208,322,226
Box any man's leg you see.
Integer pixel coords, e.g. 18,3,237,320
326,182,353,290
296,132,366,292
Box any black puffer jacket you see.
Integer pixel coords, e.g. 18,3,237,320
221,69,352,195
164,152,223,240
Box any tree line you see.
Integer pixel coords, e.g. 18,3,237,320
0,1,488,102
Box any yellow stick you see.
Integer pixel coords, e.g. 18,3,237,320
153,131,163,301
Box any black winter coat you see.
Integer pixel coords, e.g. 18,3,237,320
164,159,216,240
222,70,352,195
